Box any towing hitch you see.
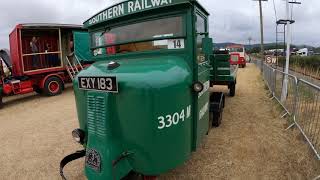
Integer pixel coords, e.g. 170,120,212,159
60,149,86,180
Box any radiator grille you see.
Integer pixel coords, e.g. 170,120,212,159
87,95,107,138
230,54,239,62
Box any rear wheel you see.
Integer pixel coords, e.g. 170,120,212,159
229,82,236,97
43,76,63,96
212,107,223,127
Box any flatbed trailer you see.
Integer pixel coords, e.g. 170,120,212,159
210,50,238,96
0,24,92,108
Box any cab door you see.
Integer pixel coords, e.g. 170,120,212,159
193,10,211,148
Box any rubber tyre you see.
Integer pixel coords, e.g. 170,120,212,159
222,94,225,108
212,108,223,127
229,83,236,97
43,76,63,96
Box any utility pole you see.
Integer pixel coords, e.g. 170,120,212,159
248,37,252,48
259,0,265,57
253,0,268,68
281,0,301,102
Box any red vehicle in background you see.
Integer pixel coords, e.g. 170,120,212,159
0,24,91,108
227,44,246,68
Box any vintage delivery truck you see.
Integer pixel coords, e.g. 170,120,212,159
60,0,237,179
227,44,247,68
0,24,92,108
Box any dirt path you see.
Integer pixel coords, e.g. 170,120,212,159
0,64,319,180
0,88,85,180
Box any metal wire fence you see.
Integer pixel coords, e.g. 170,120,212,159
254,59,320,159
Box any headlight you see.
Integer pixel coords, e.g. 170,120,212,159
72,129,85,144
193,82,204,92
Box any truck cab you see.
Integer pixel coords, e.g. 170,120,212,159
227,44,246,68
61,0,227,179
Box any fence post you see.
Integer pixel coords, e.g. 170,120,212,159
287,76,299,130
272,69,276,96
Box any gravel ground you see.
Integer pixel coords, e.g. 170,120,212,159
0,63,319,180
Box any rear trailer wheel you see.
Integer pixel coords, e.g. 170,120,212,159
43,76,63,96
212,107,223,127
210,92,224,127
229,83,235,97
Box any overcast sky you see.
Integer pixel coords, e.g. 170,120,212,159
0,0,318,48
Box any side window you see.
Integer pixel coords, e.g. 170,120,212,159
196,14,206,64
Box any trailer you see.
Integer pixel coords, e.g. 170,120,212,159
210,50,238,96
60,0,235,179
227,44,247,68
0,24,92,108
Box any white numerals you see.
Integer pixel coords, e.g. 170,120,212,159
157,105,191,130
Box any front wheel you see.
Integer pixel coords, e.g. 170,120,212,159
43,76,63,96
123,172,157,180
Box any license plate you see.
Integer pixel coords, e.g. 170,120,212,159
78,76,118,93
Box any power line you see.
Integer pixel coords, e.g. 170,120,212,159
272,0,278,21
290,1,293,20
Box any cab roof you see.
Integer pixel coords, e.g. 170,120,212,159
84,0,209,28
10,23,85,36
227,44,244,48
15,23,83,29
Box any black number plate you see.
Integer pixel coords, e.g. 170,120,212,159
78,76,118,92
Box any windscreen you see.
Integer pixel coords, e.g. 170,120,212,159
229,47,244,53
91,16,184,56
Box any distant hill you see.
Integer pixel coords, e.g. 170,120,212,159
214,42,317,50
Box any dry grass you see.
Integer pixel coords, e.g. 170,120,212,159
160,63,320,180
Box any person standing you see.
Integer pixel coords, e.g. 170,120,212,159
30,37,39,69
67,38,75,65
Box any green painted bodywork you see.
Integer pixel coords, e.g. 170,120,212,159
73,0,231,179
210,54,237,83
73,31,92,61
74,56,193,178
